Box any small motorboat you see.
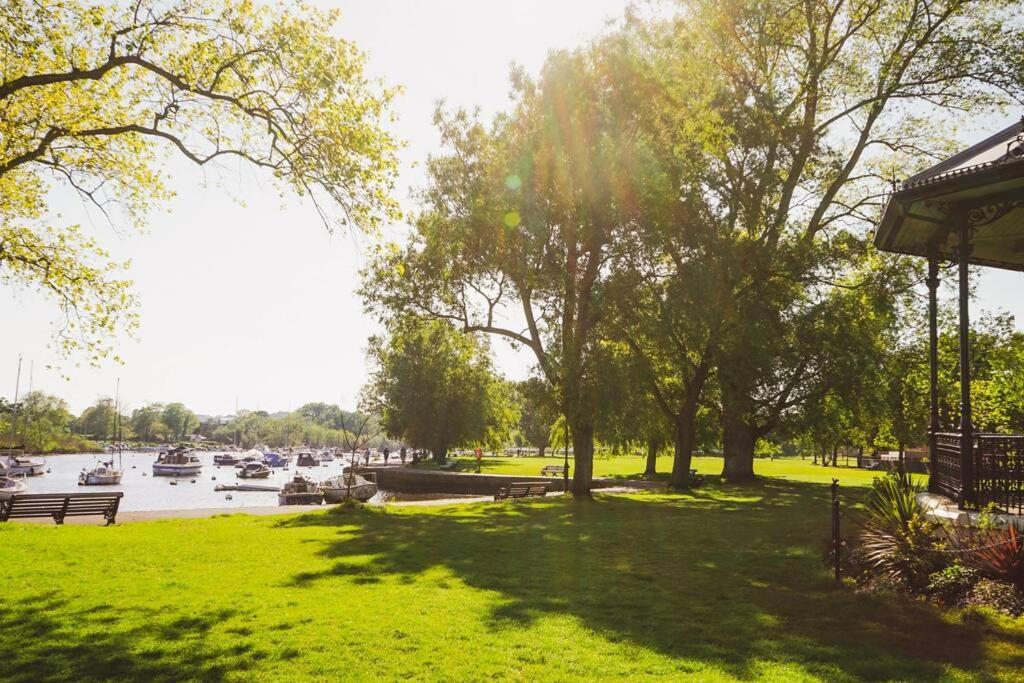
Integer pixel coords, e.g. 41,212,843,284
0,475,27,500
295,450,320,467
153,446,202,476
213,453,242,466
320,473,378,503
0,454,46,476
237,462,272,479
278,476,324,505
317,449,335,462
79,461,123,486
262,452,290,468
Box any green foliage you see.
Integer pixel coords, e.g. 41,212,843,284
365,319,514,462
953,523,1024,590
963,579,1024,618
160,403,199,441
1,0,400,364
857,472,941,591
927,564,980,606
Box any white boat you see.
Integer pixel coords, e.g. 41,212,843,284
278,476,324,505
79,461,123,486
319,473,378,503
0,475,27,500
153,446,202,476
317,449,335,462
237,462,272,479
0,454,46,476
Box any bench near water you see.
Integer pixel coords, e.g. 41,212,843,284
540,464,567,477
494,482,549,501
0,492,123,525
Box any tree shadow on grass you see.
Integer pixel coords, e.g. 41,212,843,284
277,478,1024,680
0,591,256,682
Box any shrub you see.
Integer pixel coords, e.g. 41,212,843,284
963,578,1024,618
926,564,979,606
952,523,1024,589
856,471,941,591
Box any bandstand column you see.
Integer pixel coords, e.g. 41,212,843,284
926,254,940,493
957,221,975,508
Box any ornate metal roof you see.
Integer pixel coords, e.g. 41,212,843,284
875,119,1024,271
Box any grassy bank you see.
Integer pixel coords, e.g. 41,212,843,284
1,477,1019,681
422,454,918,488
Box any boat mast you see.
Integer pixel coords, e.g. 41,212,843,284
115,378,122,470
6,356,22,455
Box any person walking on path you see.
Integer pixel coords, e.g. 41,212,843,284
383,447,390,465
400,447,407,465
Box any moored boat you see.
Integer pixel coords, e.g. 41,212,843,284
153,446,202,476
237,462,272,479
295,450,320,467
213,453,242,466
316,449,335,462
0,454,46,476
263,451,290,468
319,473,378,503
79,461,123,486
278,475,323,505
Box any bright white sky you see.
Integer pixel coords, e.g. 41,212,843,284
2,0,1022,416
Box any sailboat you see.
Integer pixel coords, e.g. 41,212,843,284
81,379,124,486
1,357,46,476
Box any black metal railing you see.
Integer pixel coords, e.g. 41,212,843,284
933,432,1024,514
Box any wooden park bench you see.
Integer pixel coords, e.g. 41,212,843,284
540,464,567,477
689,469,705,487
0,492,123,526
494,482,549,501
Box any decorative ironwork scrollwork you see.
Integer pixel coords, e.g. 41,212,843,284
967,200,1024,228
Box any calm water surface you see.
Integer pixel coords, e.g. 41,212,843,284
18,451,386,512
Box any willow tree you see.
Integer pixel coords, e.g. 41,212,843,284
362,48,650,495
1,0,400,363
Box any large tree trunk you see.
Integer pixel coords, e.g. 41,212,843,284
721,404,756,482
669,402,698,488
644,439,659,477
538,445,546,458
432,445,447,465
856,445,863,468
569,420,594,496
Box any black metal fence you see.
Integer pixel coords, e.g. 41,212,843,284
934,432,1024,513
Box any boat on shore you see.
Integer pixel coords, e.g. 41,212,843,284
153,446,202,476
278,475,324,505
79,461,123,486
238,462,271,479
317,449,335,462
319,473,378,503
0,475,27,499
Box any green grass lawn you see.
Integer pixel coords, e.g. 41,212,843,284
429,454,920,488
1,476,1020,681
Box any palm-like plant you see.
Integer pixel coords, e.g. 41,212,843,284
857,472,940,590
950,523,1024,589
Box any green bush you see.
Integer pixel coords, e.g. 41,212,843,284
951,523,1024,589
926,564,979,606
963,578,1024,618
856,471,941,591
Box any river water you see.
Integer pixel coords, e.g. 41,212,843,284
12,451,388,512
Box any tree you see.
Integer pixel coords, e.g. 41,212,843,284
515,377,557,457
298,403,345,431
76,398,116,438
628,0,1021,481
362,46,651,494
130,403,167,442
161,402,198,441
1,0,400,363
10,392,74,453
365,319,508,464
